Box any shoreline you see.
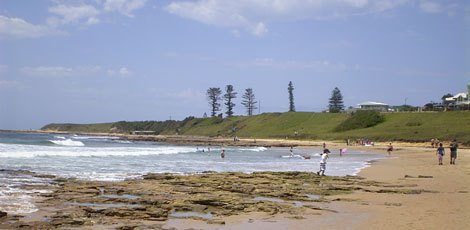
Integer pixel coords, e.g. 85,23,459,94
1,134,469,229
4,129,468,149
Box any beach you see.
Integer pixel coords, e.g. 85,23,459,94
0,134,469,229
164,143,470,230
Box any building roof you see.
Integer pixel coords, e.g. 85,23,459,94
445,92,469,101
358,101,389,106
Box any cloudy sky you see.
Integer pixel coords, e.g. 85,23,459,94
0,0,468,129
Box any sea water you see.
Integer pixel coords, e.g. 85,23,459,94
0,131,383,214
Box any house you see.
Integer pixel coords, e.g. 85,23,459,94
443,85,470,110
357,101,390,111
444,92,468,104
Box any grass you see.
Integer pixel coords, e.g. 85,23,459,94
41,111,470,144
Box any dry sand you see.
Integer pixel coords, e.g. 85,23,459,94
165,143,470,230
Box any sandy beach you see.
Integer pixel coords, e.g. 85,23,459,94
163,143,470,230
1,137,469,230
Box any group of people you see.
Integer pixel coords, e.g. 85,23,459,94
436,139,458,165
208,138,459,176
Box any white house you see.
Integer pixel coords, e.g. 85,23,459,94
443,85,470,109
445,92,469,106
357,101,390,111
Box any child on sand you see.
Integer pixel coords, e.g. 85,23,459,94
436,143,445,165
317,148,330,176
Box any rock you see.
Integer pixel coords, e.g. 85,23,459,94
143,173,175,180
193,199,226,207
418,175,433,178
0,211,7,218
207,219,225,225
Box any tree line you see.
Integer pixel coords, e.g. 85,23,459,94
206,82,344,117
207,85,258,118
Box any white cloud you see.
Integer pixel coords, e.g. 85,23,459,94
0,15,64,38
21,66,102,77
419,1,441,13
103,0,147,17
165,0,409,36
48,4,100,27
252,22,268,37
107,67,133,77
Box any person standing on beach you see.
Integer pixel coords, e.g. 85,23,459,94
436,143,445,165
387,143,393,156
450,140,458,165
317,148,330,176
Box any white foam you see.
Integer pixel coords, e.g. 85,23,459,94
71,135,119,140
238,147,267,152
49,139,85,147
0,143,197,158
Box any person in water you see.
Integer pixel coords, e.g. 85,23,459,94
289,146,294,157
220,149,225,159
387,143,393,156
317,148,330,176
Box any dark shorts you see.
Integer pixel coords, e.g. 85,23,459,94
450,152,457,158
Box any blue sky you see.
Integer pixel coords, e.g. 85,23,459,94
0,0,469,129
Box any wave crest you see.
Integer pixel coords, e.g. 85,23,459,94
49,139,85,147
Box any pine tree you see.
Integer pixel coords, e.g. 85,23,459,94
224,85,237,117
241,88,258,116
206,87,222,117
288,81,295,112
329,87,344,113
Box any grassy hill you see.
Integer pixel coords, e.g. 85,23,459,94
41,111,470,144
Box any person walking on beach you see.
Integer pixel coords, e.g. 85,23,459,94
317,148,330,176
436,143,445,165
387,143,393,156
450,140,458,165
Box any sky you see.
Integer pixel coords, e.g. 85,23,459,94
0,0,469,130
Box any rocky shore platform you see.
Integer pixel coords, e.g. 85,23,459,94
0,169,433,230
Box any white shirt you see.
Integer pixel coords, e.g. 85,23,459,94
320,153,328,164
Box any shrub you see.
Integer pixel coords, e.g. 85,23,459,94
334,110,385,132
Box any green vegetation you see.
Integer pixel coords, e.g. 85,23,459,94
41,111,470,144
334,110,385,132
328,87,344,113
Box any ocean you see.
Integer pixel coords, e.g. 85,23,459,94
0,131,383,214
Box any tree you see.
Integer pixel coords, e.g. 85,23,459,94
441,93,453,107
423,102,434,111
224,85,237,117
288,81,295,112
441,93,453,101
206,87,222,117
329,87,344,113
241,88,258,116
